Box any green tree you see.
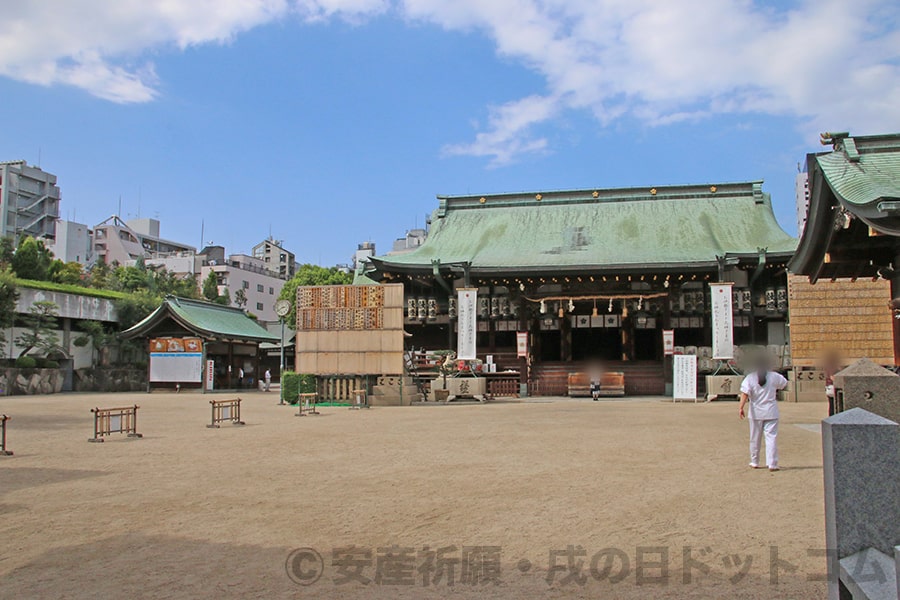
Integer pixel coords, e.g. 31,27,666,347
73,320,114,366
15,300,60,358
234,287,248,309
50,261,84,285
277,264,353,327
86,260,112,289
215,288,231,306
12,236,53,281
202,271,220,302
113,290,162,330
0,236,14,268
112,265,149,292
0,268,18,355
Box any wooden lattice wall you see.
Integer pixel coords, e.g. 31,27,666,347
295,284,405,375
788,275,894,367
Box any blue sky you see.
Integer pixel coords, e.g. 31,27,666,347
1,1,898,266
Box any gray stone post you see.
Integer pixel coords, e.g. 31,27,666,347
822,408,900,600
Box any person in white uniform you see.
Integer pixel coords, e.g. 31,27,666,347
739,358,788,471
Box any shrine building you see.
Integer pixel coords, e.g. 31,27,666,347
356,181,797,395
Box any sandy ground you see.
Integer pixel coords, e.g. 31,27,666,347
0,391,830,599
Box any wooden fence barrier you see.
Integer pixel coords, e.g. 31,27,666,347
349,388,369,410
208,398,245,428
1,415,12,456
296,393,320,416
89,405,143,442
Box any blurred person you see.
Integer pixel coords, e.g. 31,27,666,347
823,350,841,416
739,357,788,471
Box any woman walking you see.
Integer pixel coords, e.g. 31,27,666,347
739,358,788,472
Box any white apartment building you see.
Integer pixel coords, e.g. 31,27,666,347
200,252,286,322
48,219,93,265
0,160,60,243
252,237,296,279
388,228,427,255
93,216,195,265
352,241,376,270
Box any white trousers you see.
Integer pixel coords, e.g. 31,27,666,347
749,419,779,468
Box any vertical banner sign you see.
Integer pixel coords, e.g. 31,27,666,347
206,360,215,391
662,329,675,356
516,331,528,358
457,289,478,360
709,282,734,359
673,354,697,401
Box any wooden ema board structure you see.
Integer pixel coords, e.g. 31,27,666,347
296,284,405,376
787,275,893,367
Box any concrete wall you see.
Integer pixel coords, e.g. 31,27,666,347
15,287,118,322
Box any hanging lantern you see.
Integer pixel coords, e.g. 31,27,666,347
490,296,500,318
407,298,417,320
741,290,752,312
448,297,457,319
499,296,510,317
417,297,427,320
765,288,776,312
427,297,437,320
776,287,787,312
478,296,489,319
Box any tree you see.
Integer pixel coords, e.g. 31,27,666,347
234,288,248,309
0,268,18,355
50,261,84,285
0,236,14,268
202,271,220,302
113,290,162,330
85,260,111,289
215,288,231,306
12,236,53,281
15,300,60,358
278,264,353,328
73,320,114,366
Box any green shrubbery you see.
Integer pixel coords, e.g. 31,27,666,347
15,356,37,368
281,371,316,403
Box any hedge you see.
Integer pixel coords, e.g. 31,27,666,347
281,371,316,403
15,279,129,300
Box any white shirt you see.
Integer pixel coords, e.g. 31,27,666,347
740,371,787,420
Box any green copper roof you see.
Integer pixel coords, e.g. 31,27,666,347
816,133,900,211
122,296,279,342
373,181,796,274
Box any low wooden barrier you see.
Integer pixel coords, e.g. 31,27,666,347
208,398,245,428
296,393,320,416
349,388,369,410
1,415,12,456
89,405,143,442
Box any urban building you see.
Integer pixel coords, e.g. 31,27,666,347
92,216,195,265
795,165,810,236
352,241,376,270
252,237,296,280
388,228,428,255
48,219,93,265
199,251,287,322
0,160,60,243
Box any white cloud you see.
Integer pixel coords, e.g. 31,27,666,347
0,0,898,162
0,0,387,102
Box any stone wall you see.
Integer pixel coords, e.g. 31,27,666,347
0,368,65,395
0,367,146,395
74,368,145,393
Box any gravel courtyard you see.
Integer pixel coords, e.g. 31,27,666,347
0,391,829,599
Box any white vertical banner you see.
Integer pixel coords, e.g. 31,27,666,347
206,360,215,391
709,282,734,360
673,354,697,401
457,288,478,360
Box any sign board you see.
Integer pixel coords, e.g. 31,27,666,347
662,329,675,356
457,289,477,361
516,332,528,358
149,352,203,383
206,360,215,391
673,354,697,401
710,282,734,359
